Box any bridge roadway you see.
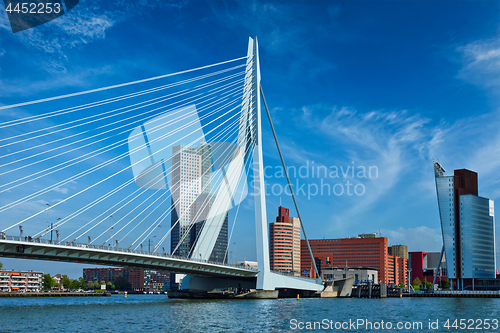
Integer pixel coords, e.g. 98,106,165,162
0,236,258,279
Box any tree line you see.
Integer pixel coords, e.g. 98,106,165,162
42,274,132,291
42,274,87,290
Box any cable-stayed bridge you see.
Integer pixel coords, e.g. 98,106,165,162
0,37,323,297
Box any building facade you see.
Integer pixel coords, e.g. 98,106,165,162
83,268,144,291
389,245,408,259
0,270,42,292
322,267,378,284
434,162,496,290
144,270,170,291
409,251,447,284
269,206,301,275
301,236,408,286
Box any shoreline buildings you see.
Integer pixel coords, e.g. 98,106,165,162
83,268,144,291
434,161,496,290
300,235,408,286
409,251,447,285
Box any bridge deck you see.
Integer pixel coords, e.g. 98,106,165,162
0,237,258,279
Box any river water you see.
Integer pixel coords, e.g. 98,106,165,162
0,295,499,332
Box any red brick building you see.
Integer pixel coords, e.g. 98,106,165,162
301,237,408,286
83,268,144,291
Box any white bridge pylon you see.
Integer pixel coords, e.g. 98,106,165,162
187,37,322,292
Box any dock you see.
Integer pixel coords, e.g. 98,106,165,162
0,292,112,297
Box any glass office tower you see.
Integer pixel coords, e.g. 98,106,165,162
434,160,496,290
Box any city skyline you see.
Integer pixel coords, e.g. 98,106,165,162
1,1,499,277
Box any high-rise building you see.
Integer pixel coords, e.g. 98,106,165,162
269,206,301,275
170,144,208,257
189,193,228,263
301,236,408,286
169,144,228,289
434,161,496,290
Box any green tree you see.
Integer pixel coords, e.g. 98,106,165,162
42,274,55,290
69,279,80,290
439,278,450,290
54,282,62,290
114,276,132,291
423,278,433,290
411,277,421,291
93,281,100,290
0,261,3,270
78,277,87,289
61,275,71,289
397,282,405,288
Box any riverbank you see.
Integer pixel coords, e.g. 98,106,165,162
403,291,500,298
0,292,111,297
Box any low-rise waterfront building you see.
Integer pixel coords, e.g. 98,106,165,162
322,267,378,284
0,270,43,292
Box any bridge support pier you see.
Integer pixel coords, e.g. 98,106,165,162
180,275,256,292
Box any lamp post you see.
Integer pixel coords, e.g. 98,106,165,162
157,224,162,245
52,218,60,243
45,203,50,243
407,268,413,292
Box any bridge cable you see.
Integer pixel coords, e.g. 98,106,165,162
0,70,245,154
1,102,242,233
0,88,242,200
260,85,321,281
0,84,244,191
34,96,244,240
0,56,248,111
0,63,246,135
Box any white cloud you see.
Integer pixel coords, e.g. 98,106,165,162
300,105,432,212
457,35,500,89
14,10,116,56
52,187,69,194
385,226,442,252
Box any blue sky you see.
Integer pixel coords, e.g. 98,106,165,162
0,0,499,278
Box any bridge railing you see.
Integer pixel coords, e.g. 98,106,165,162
0,234,258,272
